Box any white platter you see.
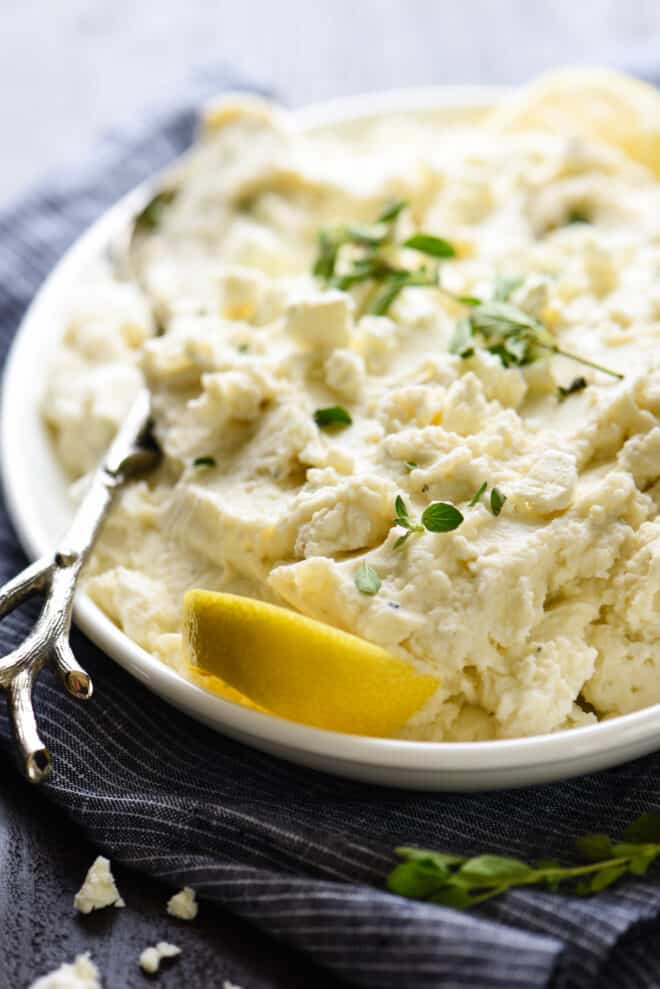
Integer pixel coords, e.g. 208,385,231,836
4,85,660,791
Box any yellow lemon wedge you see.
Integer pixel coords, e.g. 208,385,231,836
182,590,440,737
488,67,660,176
187,667,269,714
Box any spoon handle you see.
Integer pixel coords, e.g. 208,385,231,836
0,389,159,782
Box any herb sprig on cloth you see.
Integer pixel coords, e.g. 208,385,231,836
313,200,456,316
387,811,660,909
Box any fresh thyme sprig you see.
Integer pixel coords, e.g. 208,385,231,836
490,487,506,516
387,811,660,910
392,495,463,548
313,200,456,316
392,494,424,548
449,299,622,380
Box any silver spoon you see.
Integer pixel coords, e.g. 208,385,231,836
0,171,185,782
0,389,160,782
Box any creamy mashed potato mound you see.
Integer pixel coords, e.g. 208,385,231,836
43,72,660,741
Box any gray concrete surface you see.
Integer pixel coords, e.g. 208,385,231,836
1,0,660,204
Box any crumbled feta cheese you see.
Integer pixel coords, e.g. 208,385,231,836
324,348,365,400
166,886,198,920
73,856,125,914
218,265,285,325
138,942,181,974
285,290,352,349
29,953,101,989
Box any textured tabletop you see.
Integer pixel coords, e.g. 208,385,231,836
1,1,660,986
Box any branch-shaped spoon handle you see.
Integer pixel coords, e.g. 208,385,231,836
0,388,159,782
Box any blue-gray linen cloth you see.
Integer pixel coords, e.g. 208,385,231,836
2,64,660,989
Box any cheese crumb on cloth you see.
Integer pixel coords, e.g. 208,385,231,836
42,70,660,741
167,885,199,920
73,856,125,914
29,953,102,989
139,941,182,973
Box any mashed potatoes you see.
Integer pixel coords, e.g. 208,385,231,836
42,73,660,741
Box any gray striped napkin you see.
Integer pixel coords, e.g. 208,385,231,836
2,63,660,989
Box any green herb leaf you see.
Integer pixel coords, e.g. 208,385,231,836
192,456,216,468
468,481,488,507
557,376,588,402
467,301,544,356
367,267,439,316
588,865,628,892
378,199,408,224
490,488,506,516
392,495,424,546
566,207,591,225
448,318,475,358
314,406,353,428
346,222,389,247
628,849,659,876
394,494,410,525
458,855,533,884
313,230,343,281
421,502,464,533
386,809,660,911
403,234,456,259
430,885,477,910
135,188,177,231
332,257,394,292
387,862,449,899
451,295,622,380
313,202,454,316
368,276,410,316
624,812,660,844
575,834,613,861
395,847,466,869
493,275,524,302
405,462,419,473
355,561,381,596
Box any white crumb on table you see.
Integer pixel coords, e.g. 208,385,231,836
166,885,198,920
29,952,102,988
138,942,181,973
74,855,125,914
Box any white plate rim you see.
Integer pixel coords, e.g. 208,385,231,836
3,83,660,789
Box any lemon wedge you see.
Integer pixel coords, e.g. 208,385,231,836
183,590,440,736
187,667,269,714
488,67,660,175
